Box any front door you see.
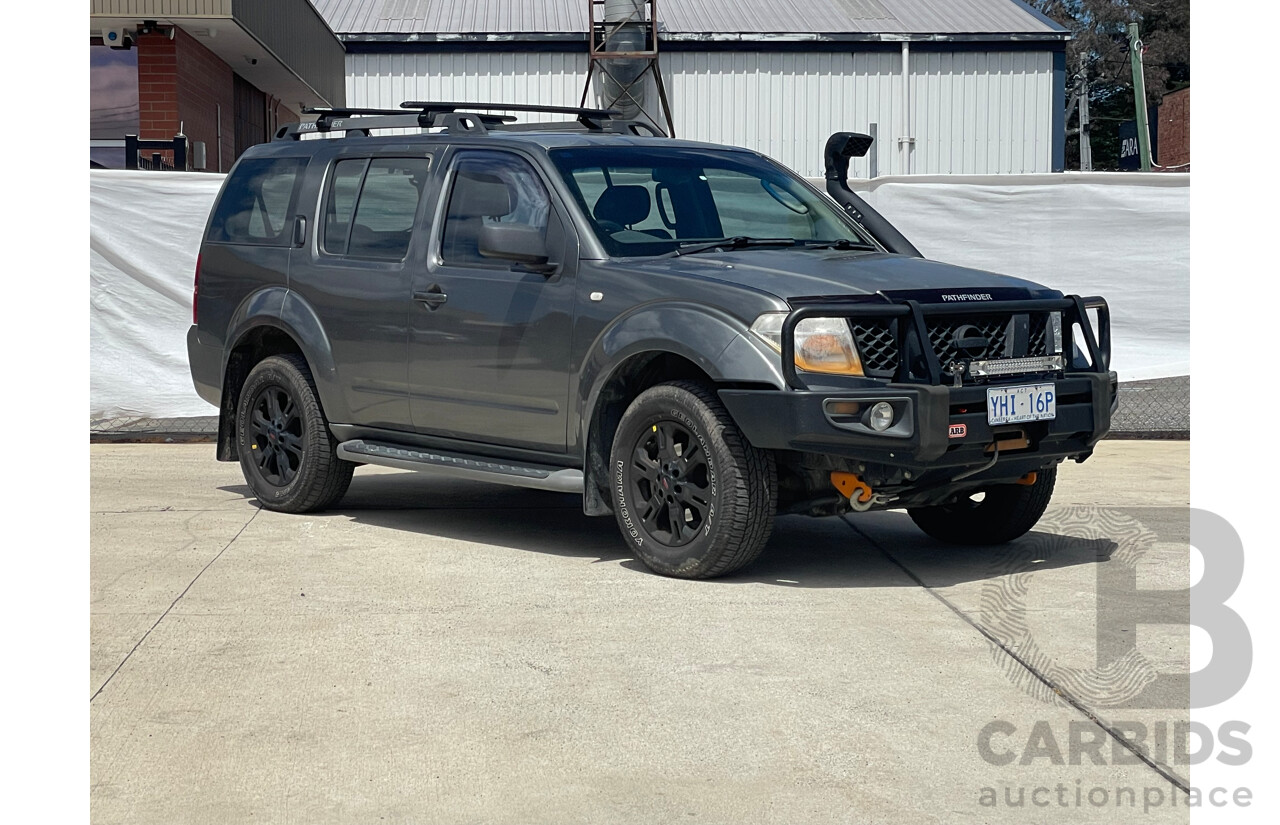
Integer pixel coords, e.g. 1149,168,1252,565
408,150,576,454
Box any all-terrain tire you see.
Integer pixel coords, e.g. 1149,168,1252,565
907,467,1057,545
609,380,776,578
235,354,354,513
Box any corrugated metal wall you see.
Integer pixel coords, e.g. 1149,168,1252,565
664,51,900,178
91,0,231,15
348,53,588,122
346,49,1055,177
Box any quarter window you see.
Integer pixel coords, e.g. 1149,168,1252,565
207,156,306,246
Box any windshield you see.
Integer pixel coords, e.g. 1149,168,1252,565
548,147,877,257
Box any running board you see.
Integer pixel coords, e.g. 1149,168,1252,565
336,439,584,494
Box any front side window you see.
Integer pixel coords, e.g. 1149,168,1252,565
440,153,551,267
549,147,874,257
207,156,306,246
321,157,431,261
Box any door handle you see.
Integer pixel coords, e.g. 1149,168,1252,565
414,286,448,309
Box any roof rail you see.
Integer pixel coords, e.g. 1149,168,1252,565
274,101,662,141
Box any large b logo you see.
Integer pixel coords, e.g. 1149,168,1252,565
982,507,1251,709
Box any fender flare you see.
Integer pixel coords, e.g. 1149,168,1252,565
575,304,785,514
579,303,784,430
221,286,342,420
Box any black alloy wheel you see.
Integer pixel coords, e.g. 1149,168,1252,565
609,380,776,578
626,418,713,547
235,354,354,513
248,384,304,486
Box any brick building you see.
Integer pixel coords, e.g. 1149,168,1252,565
90,0,345,171
1157,86,1190,171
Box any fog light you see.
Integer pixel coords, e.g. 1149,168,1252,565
868,401,894,432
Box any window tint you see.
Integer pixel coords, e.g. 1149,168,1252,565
571,168,669,237
550,147,871,257
323,157,431,261
207,156,306,245
322,158,365,253
704,168,816,239
441,153,550,267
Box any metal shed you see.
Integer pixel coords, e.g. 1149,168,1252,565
312,0,1068,177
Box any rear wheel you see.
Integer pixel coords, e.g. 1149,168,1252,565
235,354,353,513
907,467,1057,545
609,381,776,578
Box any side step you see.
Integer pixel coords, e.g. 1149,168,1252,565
336,439,584,494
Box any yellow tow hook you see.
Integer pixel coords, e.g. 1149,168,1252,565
831,472,876,512
1015,472,1038,486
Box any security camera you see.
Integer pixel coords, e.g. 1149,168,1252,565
102,27,134,50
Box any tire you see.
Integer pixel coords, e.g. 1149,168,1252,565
609,380,776,579
235,354,354,513
907,467,1057,545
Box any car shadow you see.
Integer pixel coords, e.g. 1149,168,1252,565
218,470,1118,589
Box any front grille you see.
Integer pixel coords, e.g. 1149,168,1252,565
1028,314,1049,356
928,318,1011,365
848,311,1054,381
851,319,898,374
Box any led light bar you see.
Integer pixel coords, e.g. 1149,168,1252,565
968,355,1065,378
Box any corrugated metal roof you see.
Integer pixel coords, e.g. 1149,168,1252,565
312,0,1066,37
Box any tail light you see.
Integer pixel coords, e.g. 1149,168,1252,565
193,253,202,324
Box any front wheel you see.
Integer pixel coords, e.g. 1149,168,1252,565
235,354,354,513
907,467,1057,545
609,381,776,579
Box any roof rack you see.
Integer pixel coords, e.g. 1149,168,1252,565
274,101,664,141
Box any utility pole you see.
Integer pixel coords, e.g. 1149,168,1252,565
1077,55,1093,171
1128,22,1152,171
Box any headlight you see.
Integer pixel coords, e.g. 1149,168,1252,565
750,312,864,376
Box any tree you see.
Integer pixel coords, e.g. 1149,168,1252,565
1033,1,1190,169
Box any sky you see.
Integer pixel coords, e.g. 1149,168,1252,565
90,42,139,140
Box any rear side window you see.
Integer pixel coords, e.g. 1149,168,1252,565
322,157,431,261
322,159,366,253
207,157,306,246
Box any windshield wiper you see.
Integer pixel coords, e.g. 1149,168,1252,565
669,236,798,257
797,239,878,251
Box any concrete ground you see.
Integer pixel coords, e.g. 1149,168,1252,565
91,441,1191,825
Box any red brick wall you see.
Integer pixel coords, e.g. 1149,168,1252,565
174,28,235,172
1157,87,1190,170
135,27,272,172
273,102,301,137
136,31,178,140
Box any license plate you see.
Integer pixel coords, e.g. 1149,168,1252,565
987,383,1056,425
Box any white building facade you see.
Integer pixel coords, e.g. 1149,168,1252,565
317,0,1068,178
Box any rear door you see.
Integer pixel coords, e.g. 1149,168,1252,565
289,146,436,430
407,148,577,453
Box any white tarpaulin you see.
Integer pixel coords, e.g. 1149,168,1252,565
91,170,224,418
90,169,1189,420
839,172,1190,382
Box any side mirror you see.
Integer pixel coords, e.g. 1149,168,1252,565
478,222,551,269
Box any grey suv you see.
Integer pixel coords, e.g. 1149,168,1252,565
188,103,1115,579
